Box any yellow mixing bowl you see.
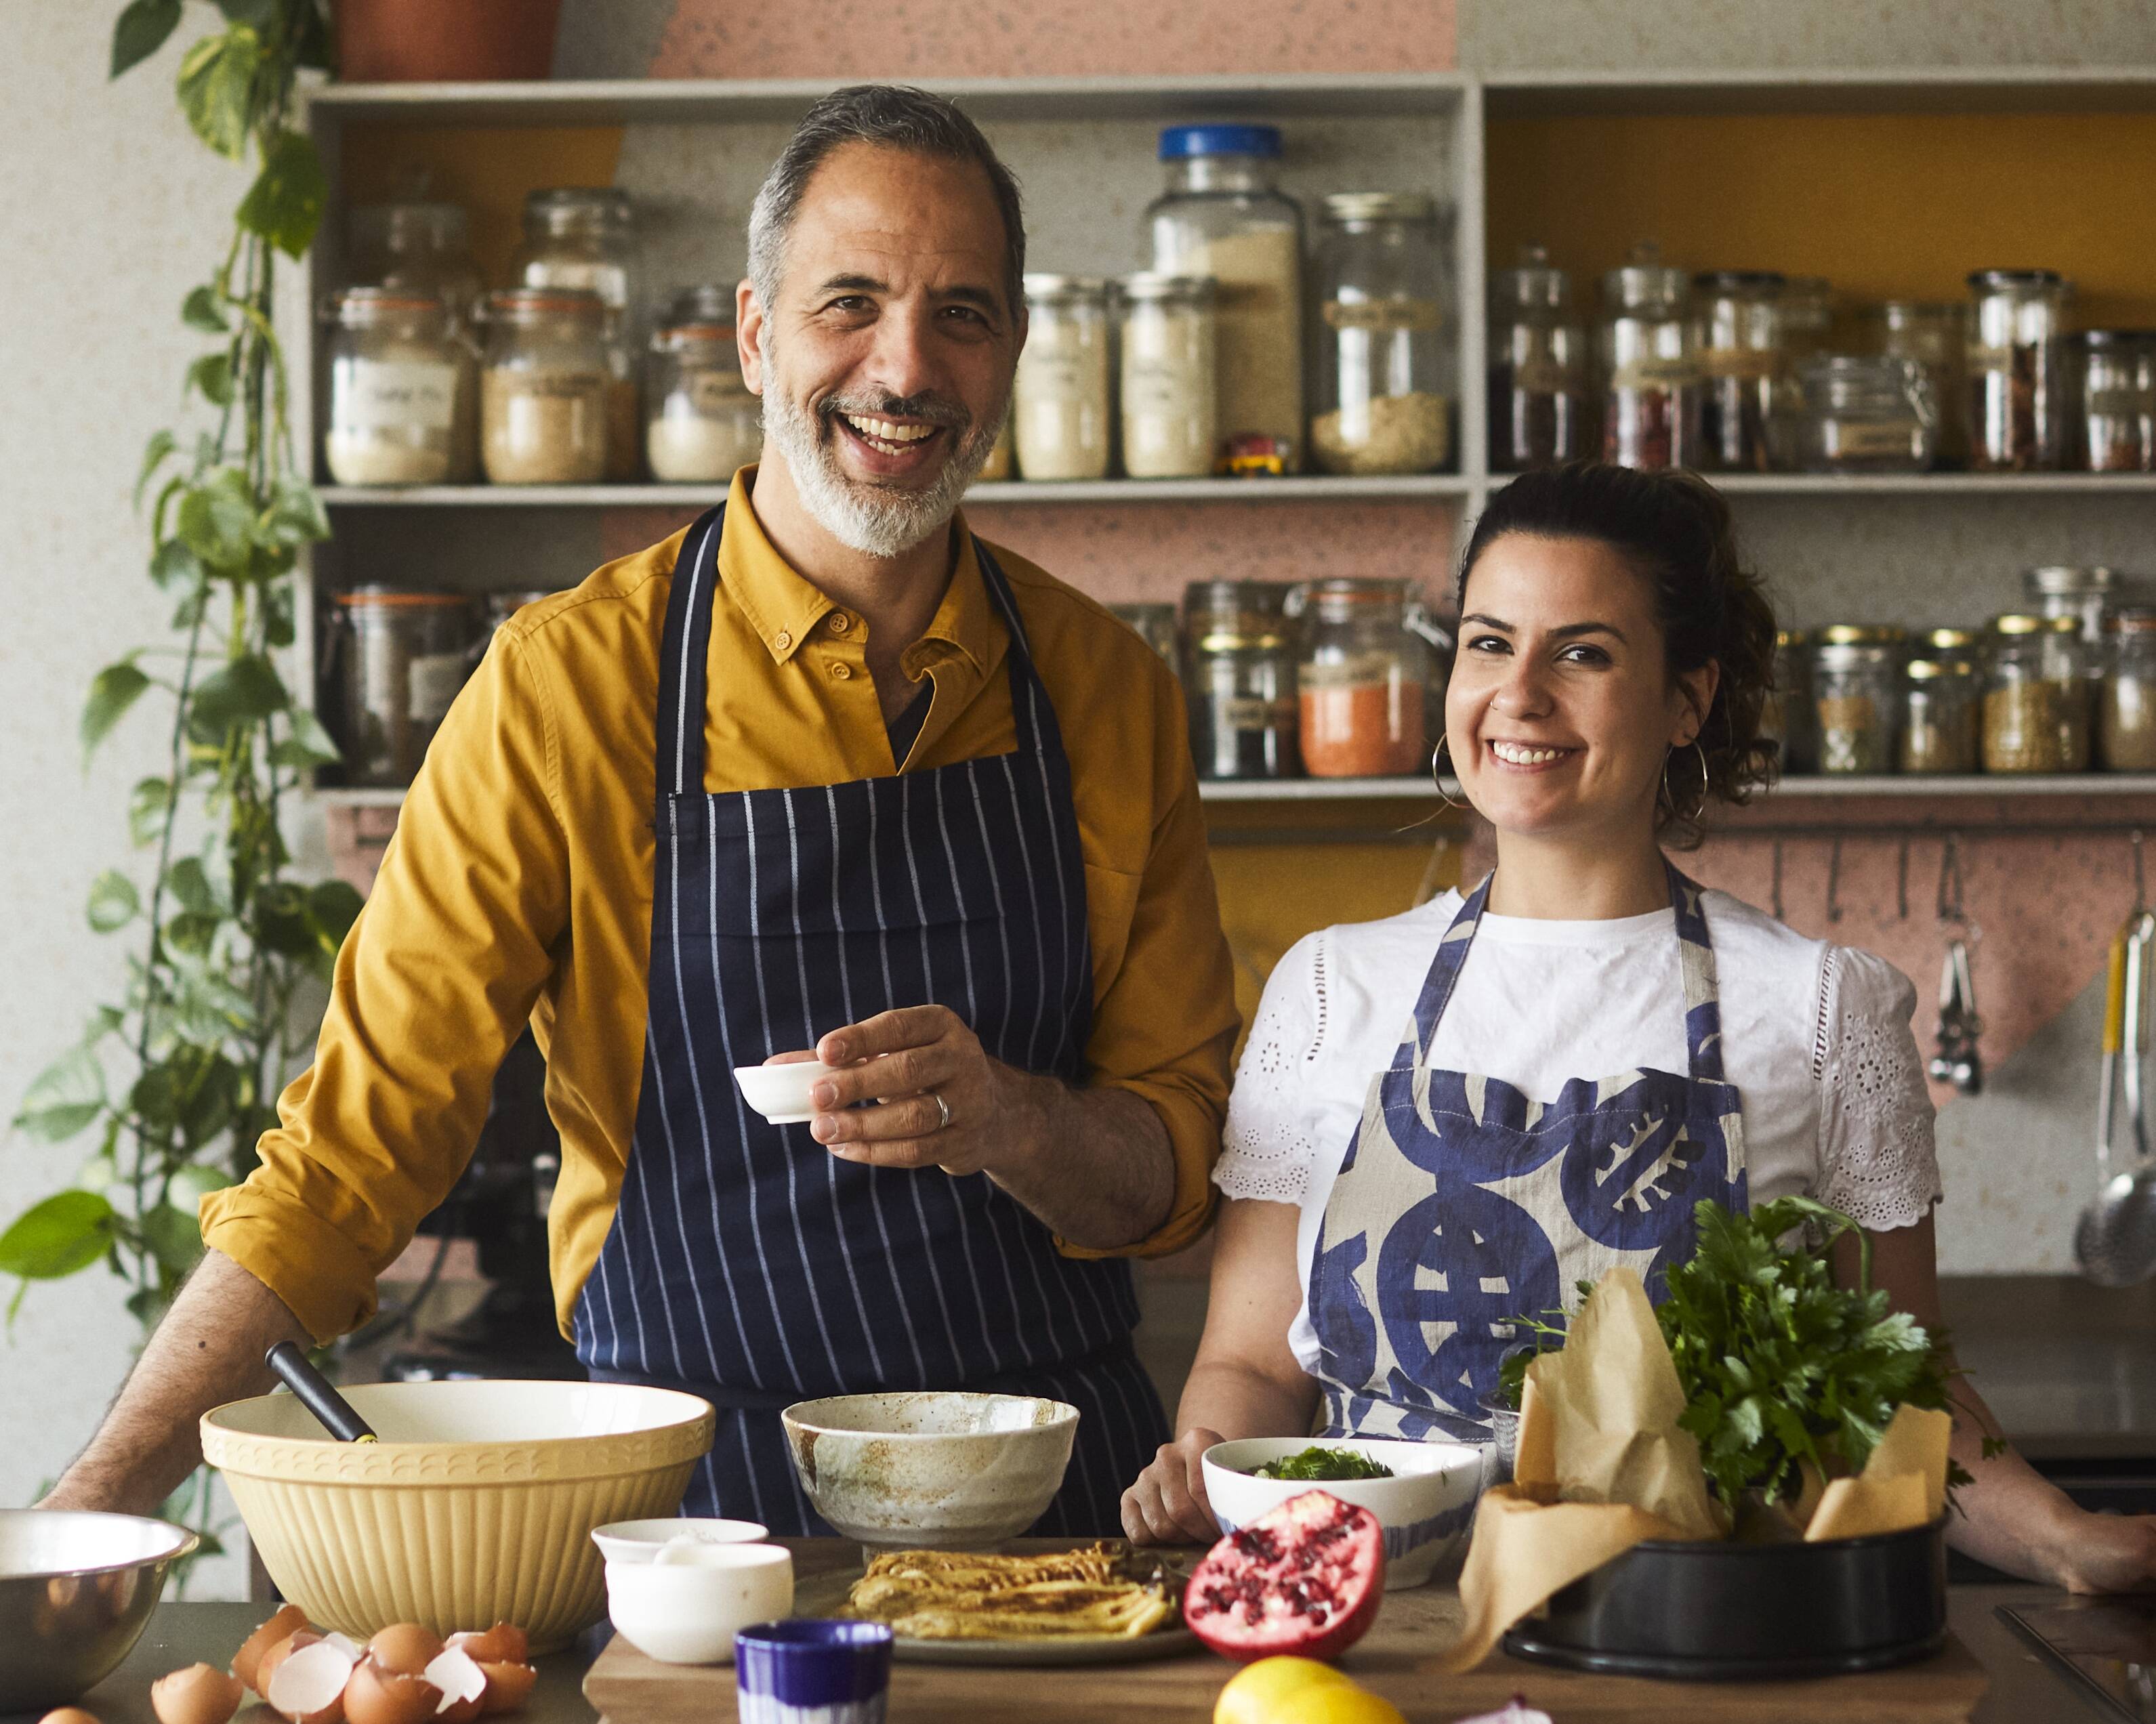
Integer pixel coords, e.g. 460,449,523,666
201,1380,713,1652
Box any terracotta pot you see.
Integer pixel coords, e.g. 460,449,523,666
335,0,563,83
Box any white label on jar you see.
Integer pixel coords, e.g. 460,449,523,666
335,360,457,436
1321,297,1445,335
686,370,750,415
408,652,467,723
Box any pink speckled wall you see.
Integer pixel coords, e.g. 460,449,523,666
646,0,1455,80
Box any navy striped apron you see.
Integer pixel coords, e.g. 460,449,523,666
575,503,1167,1535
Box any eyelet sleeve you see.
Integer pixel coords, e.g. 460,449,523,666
1813,946,1945,1231
1213,932,1327,1205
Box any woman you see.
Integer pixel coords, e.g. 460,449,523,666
1123,461,2156,1591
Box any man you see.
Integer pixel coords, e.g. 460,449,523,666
43,85,1237,1535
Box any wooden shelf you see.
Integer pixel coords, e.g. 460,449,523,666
317,475,1476,509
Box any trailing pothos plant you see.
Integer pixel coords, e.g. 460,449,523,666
1,0,362,1545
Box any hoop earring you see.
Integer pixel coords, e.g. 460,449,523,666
1661,738,1710,824
1431,735,1468,811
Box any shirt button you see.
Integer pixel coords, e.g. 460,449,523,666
774,630,792,651
829,613,851,634
831,662,852,681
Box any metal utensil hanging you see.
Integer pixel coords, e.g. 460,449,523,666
2076,912,2156,1286
1926,837,1983,1096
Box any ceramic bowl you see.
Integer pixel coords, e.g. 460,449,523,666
732,1059,838,1124
200,1380,713,1651
1201,1436,1487,1588
735,1620,893,1724
606,1542,795,1665
781,1392,1077,1549
590,1518,768,1565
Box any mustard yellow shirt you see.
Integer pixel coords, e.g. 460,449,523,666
201,470,1239,1343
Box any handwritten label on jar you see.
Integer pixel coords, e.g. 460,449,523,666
407,652,468,723
1610,357,1702,391
1819,419,1924,462
333,360,457,435
686,371,751,415
1321,297,1445,334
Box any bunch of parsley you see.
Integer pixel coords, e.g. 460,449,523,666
1496,1196,1976,1510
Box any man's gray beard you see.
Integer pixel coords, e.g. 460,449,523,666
760,360,1006,560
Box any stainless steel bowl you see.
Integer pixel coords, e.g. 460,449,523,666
0,1510,200,1710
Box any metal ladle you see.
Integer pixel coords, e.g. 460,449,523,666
2076,911,2156,1286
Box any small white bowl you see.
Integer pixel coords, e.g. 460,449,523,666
590,1518,768,1565
1201,1437,1487,1589
605,1542,795,1664
732,1059,838,1124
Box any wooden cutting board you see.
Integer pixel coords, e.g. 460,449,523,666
583,1539,1990,1723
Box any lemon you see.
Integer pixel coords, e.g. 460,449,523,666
1287,1687,1408,1724
1213,1656,1354,1724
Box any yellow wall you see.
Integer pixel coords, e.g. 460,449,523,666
1488,110,2156,327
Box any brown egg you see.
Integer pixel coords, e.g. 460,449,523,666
444,1628,526,1668
151,1664,247,1724
261,1637,354,1724
39,1708,100,1724
342,1660,440,1724
364,1627,444,1680
234,1606,315,1693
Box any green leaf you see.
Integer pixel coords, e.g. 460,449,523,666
140,1204,205,1277
236,129,327,261
167,856,222,918
135,429,178,509
186,350,234,408
111,0,184,78
175,470,255,570
175,26,260,161
263,579,297,649
181,285,228,335
270,707,340,772
82,659,151,761
215,0,276,25
308,879,365,958
186,654,287,746
293,0,334,72
0,1191,116,1281
150,537,203,595
14,1046,108,1143
87,870,140,934
260,474,330,549
164,912,222,959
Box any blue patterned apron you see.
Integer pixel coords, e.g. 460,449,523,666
1306,864,1748,1441
575,503,1167,1533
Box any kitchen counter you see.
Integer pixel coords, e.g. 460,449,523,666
7,1584,2118,1724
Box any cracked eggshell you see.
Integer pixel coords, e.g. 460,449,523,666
234,1607,315,1693
343,1659,440,1724
421,1649,487,1724
444,1628,526,1668
151,1664,247,1724
263,1638,356,1724
365,1627,444,1679
39,1710,101,1724
473,1664,536,1717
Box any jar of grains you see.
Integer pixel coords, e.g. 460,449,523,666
1764,629,1817,774
1923,627,1983,677
1967,268,2071,471
2103,608,2156,772
478,287,611,485
1292,578,1441,778
643,287,760,484
1108,603,1182,669
1863,301,1967,469
1983,613,2088,773
1311,193,1453,476
1693,270,1787,472
2070,331,2156,473
977,416,1015,482
516,188,644,481
1810,627,1903,774
1147,126,1304,472
1013,275,1113,482
1796,356,1935,474
2025,564,2127,651
1899,659,1979,774
1184,581,1300,780
1117,273,1218,479
1600,243,1698,471
331,588,478,786
1489,245,1588,471
323,289,463,487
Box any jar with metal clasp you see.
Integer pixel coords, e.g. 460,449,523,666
644,286,760,484
1183,581,1300,780
1290,578,1449,779
516,188,644,480
322,288,464,488
478,287,612,485
1810,625,1904,775
330,587,479,786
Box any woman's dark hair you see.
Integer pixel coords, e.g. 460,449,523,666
1455,461,1781,848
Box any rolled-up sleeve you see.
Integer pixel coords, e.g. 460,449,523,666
199,631,571,1341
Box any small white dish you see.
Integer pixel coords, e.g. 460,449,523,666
732,1059,838,1125
1201,1436,1487,1589
590,1517,768,1565
605,1541,795,1664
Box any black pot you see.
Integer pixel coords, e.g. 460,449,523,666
1502,1518,1948,1681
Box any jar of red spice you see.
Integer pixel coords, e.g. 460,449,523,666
1293,578,1445,778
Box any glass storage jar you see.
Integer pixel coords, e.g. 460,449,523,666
644,286,760,484
478,287,611,485
331,588,478,786
1796,355,1935,474
1014,274,1113,482
978,416,1015,482
1117,273,1217,480
516,188,644,480
1108,603,1181,669
2071,330,2156,473
1600,243,1697,471
1811,627,1903,775
2025,564,2127,650
1968,268,2071,471
1184,580,1300,780
1863,301,1967,469
1780,276,1834,360
1146,125,1304,473
1292,578,1440,779
323,289,463,488
1923,627,1981,675
476,588,560,665
1489,244,1588,471
1693,270,1787,472
1764,629,1817,774
1311,193,1453,476
350,201,484,333
1983,613,2088,773
1899,659,1979,775
2104,608,2156,772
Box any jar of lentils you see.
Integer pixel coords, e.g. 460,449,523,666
1899,659,1979,775
1293,578,1440,779
2103,607,2156,772
1184,581,1300,780
1983,613,2088,773
1810,626,1903,775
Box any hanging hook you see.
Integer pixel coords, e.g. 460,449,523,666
1827,835,1844,924
2134,829,2147,913
1771,837,1785,923
1936,833,1967,926
1896,837,1911,922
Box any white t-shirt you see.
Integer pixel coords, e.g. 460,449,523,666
1211,887,1945,1378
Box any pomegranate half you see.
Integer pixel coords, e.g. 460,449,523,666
1183,1489,1387,1663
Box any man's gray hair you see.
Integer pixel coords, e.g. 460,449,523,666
746,84,1026,318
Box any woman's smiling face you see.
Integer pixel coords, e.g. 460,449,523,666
1447,533,1718,845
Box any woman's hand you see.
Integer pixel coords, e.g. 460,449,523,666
1122,1428,1224,1545
2052,1511,2156,1595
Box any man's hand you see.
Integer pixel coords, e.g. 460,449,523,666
800,1005,1034,1179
